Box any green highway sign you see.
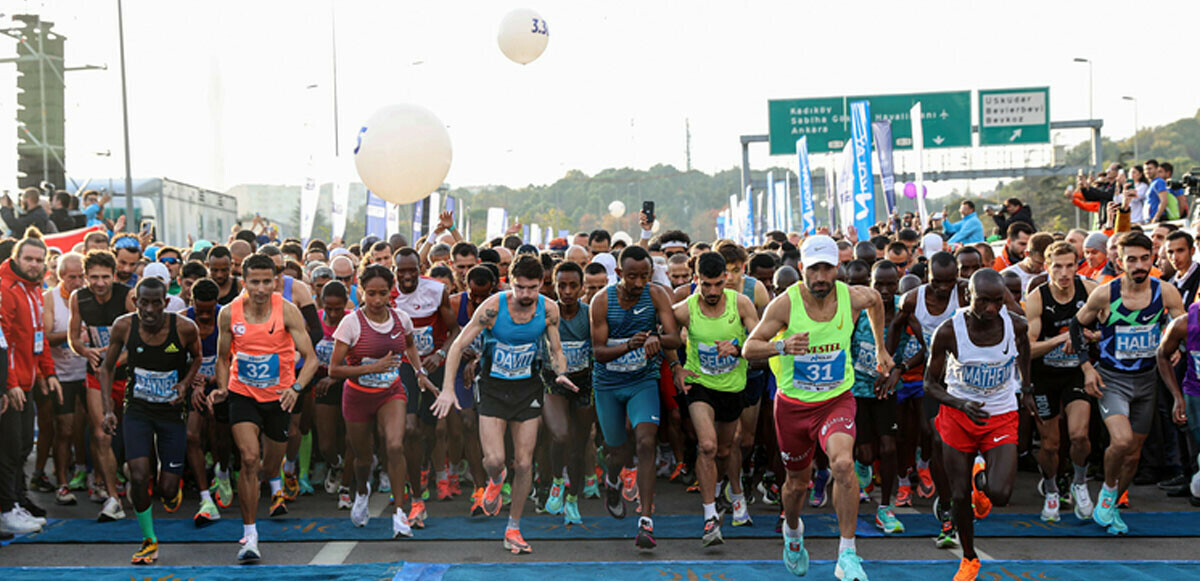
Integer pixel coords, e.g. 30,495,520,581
768,91,971,155
979,87,1050,146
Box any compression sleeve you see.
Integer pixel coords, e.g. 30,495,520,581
301,303,323,348
1069,317,1089,367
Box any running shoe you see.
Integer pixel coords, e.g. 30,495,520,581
501,482,511,506
504,528,532,554
213,474,233,509
98,496,125,522
971,459,991,519
410,500,427,529
393,510,414,538
583,476,601,499
1071,482,1094,520
324,462,342,494
635,518,656,549
194,497,220,527
544,478,565,515
1092,487,1116,527
563,495,583,525
953,557,980,581
131,538,158,565
1191,471,1200,498
469,487,486,517
716,480,732,516
834,547,868,580
854,461,873,492
56,485,77,506
483,471,505,517
702,515,723,546
686,480,701,493
783,534,809,576
283,471,299,501
237,539,261,562
810,468,830,508
89,479,109,503
351,489,370,527
1040,493,1061,522
16,505,45,526
269,490,288,517
298,475,315,496
337,487,353,510
163,486,183,513
0,510,39,534
379,472,392,494
620,467,639,502
437,477,453,501
875,506,905,534
29,472,54,493
1117,490,1129,508
758,480,781,505
917,466,936,498
858,488,871,504
448,473,463,496
936,519,959,549
669,462,689,483
605,479,626,519
731,498,753,526
420,469,428,495
68,469,88,491
1106,508,1128,535
896,484,913,507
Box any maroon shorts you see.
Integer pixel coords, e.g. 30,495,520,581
658,359,678,412
774,390,857,471
342,382,406,423
936,405,1018,454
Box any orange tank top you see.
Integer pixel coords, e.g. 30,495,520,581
228,294,297,402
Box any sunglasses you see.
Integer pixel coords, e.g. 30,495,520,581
159,257,179,265
336,274,353,282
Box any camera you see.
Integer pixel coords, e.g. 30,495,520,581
984,204,1004,215
1178,169,1200,197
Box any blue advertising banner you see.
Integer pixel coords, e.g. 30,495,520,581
366,190,387,239
411,198,424,242
744,185,755,246
872,121,898,226
796,137,815,235
849,101,875,241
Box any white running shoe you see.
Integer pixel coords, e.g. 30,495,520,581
237,539,261,562
1191,471,1200,499
351,484,371,527
1071,482,1094,521
378,472,392,494
393,510,413,538
0,510,41,534
15,505,46,527
98,496,125,522
1040,493,1061,522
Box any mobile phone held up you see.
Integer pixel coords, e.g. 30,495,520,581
642,201,655,224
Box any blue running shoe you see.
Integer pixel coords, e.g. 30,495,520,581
544,478,565,515
834,547,868,580
1106,508,1128,535
783,535,809,576
1092,487,1117,527
298,476,315,496
563,495,582,525
810,469,830,508
854,461,873,492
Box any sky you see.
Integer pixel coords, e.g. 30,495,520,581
1,0,1198,197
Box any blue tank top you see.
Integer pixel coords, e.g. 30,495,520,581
482,293,545,381
282,275,294,302
186,305,220,378
1098,277,1165,373
554,303,591,376
740,276,765,380
850,296,896,397
594,283,659,388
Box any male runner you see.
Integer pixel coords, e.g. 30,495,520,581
44,252,87,506
669,251,759,545
1070,232,1185,534
68,249,134,520
433,255,577,554
449,266,496,511
925,269,1031,581
1026,241,1097,522
186,279,227,523
206,245,241,306
1154,299,1200,503
99,277,202,564
208,254,318,562
743,235,892,580
591,245,681,549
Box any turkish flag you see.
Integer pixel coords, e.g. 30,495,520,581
45,225,105,253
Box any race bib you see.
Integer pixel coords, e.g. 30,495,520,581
562,340,590,374
132,367,179,404
955,358,1014,395
606,337,646,373
315,338,335,367
413,326,436,356
199,355,217,377
1043,341,1079,368
903,335,922,362
469,333,485,355
235,352,281,389
697,342,739,376
33,330,43,355
357,357,401,389
89,326,111,349
792,351,846,392
1115,324,1158,360
1191,352,1200,380
853,341,878,377
491,341,537,380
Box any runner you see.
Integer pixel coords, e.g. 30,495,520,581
43,252,87,507
206,245,241,306
313,282,353,507
668,251,759,546
449,265,496,512
925,269,1031,581
1153,296,1200,504
1069,232,1185,534
1026,241,1097,522
433,255,579,554
184,279,227,525
329,264,438,539
68,249,134,520
743,234,893,580
590,244,682,548
208,253,319,562
98,277,202,564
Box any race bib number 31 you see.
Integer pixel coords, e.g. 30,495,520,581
235,353,281,389
792,351,846,392
491,342,537,380
132,368,179,404
1115,324,1158,360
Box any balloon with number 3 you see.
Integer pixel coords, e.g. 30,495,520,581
498,8,549,65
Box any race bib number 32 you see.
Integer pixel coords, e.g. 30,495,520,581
235,353,281,389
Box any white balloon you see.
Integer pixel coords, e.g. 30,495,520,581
497,8,549,65
354,104,452,205
608,200,626,218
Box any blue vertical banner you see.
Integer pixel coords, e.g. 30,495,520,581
783,177,793,233
744,185,755,246
366,190,388,239
796,137,816,235
411,198,425,242
522,224,530,242
716,214,727,239
871,121,898,227
849,100,875,241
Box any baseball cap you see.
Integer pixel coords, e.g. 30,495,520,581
800,235,839,269
922,233,945,255
192,239,214,253
142,262,171,285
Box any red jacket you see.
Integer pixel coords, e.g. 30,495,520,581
0,258,54,391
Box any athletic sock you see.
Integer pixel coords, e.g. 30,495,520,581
731,492,745,506
838,536,856,553
215,466,229,481
1044,477,1059,495
269,477,282,496
917,458,930,471
1102,482,1117,495
507,516,520,531
639,515,653,528
243,523,258,543
74,463,86,474
1072,464,1087,485
136,507,156,543
784,519,803,539
606,475,620,489
299,433,312,478
200,490,213,504
703,502,717,520
395,506,407,518
283,460,296,475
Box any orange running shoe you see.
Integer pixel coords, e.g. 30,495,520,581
482,470,506,516
437,478,453,501
469,487,486,517
448,473,462,496
619,467,639,502
953,557,981,581
503,528,532,554
1117,490,1130,508
917,466,936,498
972,460,991,519
409,500,427,529
896,484,913,507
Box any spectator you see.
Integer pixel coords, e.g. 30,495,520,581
1078,163,1120,228
987,197,1036,237
80,190,109,228
0,188,56,236
1078,232,1109,281
48,191,83,232
943,200,984,245
1126,165,1151,225
1148,162,1175,223
992,221,1035,271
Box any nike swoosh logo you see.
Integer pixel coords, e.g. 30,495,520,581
650,416,660,421
843,421,853,430
1002,344,1010,355
391,331,404,339
1099,404,1110,414
836,316,843,330
268,322,277,335
168,462,183,468
633,307,649,315
992,435,1009,443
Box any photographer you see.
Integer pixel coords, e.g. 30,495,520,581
986,197,1035,238
1078,164,1120,228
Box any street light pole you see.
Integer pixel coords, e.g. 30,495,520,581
117,0,134,232
1123,96,1139,161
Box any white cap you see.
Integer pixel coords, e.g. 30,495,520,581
142,262,171,284
800,235,839,269
591,252,618,285
922,233,945,255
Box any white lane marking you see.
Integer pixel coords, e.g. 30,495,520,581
309,541,357,564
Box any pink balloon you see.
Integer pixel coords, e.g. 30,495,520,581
904,182,917,199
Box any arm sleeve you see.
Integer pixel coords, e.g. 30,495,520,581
300,303,323,347
1069,317,1090,367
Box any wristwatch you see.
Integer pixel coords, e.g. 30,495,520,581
290,383,304,393
418,367,429,377
774,340,786,355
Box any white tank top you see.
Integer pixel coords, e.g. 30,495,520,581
944,310,1019,416
50,286,87,382
915,283,960,353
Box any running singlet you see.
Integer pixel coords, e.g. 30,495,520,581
186,305,220,379
124,313,192,420
944,311,1019,416
740,276,765,381
78,284,132,380
851,296,897,398
227,294,296,402
315,309,342,369
773,281,855,403
1033,279,1088,372
1181,302,1200,397
914,283,960,352
457,292,485,355
217,278,241,306
50,285,86,382
683,289,747,393
552,302,591,377
481,293,544,381
344,309,408,393
395,277,447,358
1097,277,1165,374
593,283,659,388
